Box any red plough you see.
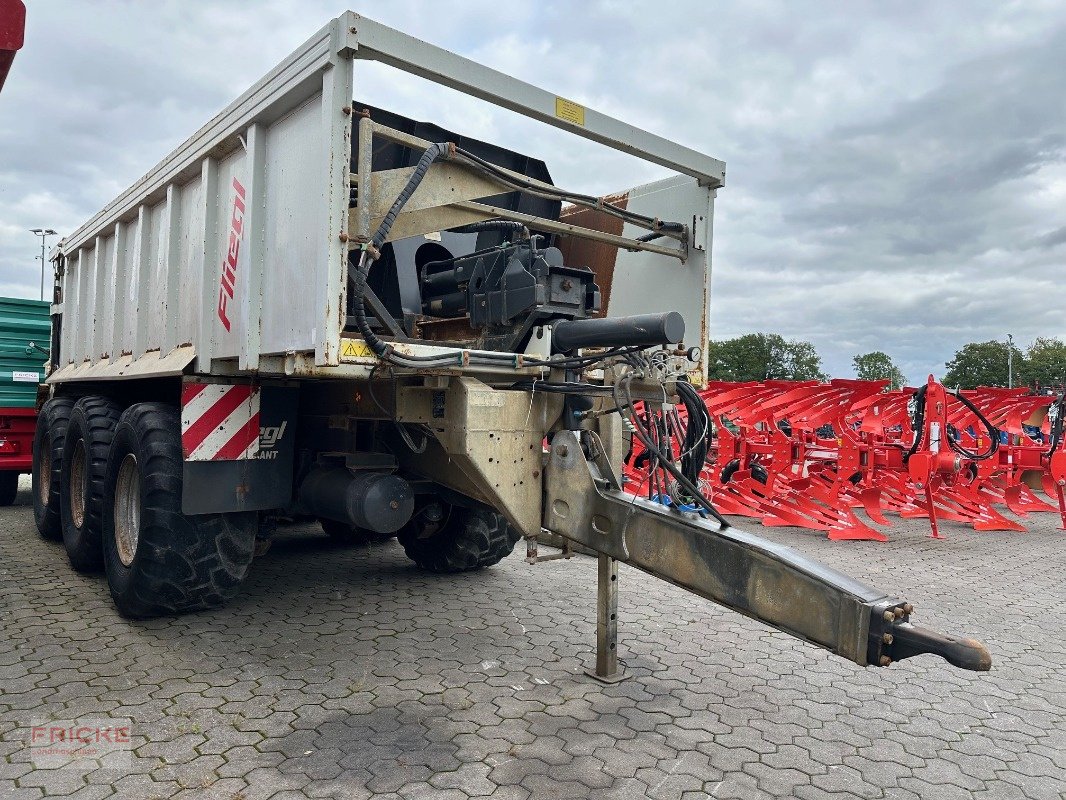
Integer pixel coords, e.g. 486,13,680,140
621,377,1065,540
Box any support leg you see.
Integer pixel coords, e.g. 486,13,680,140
585,553,629,683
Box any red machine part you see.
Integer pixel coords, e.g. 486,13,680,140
0,407,38,472
1043,392,1066,529
621,377,1063,541
951,388,1058,517
0,0,27,95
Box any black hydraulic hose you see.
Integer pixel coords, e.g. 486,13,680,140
1048,390,1065,457
615,372,729,528
350,252,388,357
637,222,686,243
677,380,710,488
372,142,451,250
948,390,1000,461
453,220,528,236
354,142,522,367
353,141,453,358
903,384,927,464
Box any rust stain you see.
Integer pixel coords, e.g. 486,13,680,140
556,192,628,317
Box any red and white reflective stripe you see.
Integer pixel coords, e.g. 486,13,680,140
181,382,260,461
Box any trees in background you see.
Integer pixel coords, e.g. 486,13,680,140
706,335,1063,390
942,338,1065,389
707,333,827,382
1025,337,1066,388
943,340,1020,388
852,351,907,389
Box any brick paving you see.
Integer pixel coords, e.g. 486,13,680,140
1,474,1064,799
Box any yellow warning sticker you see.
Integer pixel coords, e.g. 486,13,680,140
340,339,377,360
554,96,585,126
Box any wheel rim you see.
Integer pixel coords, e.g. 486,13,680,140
39,445,51,503
114,454,140,567
70,439,87,528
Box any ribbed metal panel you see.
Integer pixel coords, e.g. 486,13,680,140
0,297,49,408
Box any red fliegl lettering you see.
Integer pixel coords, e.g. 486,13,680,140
217,177,246,331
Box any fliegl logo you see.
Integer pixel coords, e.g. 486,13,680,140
257,421,287,460
217,177,247,332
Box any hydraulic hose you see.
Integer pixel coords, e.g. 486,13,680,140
372,142,452,250
352,141,453,359
353,142,521,368
453,220,528,237
948,390,1000,461
1048,390,1065,458
903,385,927,464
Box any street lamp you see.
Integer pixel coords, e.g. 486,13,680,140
1006,333,1014,389
29,228,58,301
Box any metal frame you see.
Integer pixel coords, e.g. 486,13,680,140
345,14,724,188
53,11,723,380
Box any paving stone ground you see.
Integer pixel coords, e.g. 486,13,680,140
1,474,1064,799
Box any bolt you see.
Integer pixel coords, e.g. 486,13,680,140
390,500,399,510
879,655,892,667
558,445,569,458
338,232,349,243
532,470,540,479
902,603,914,615
342,106,352,116
560,279,573,291
883,610,895,623
882,633,894,645
893,607,905,619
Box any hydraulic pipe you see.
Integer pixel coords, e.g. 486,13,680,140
552,312,685,353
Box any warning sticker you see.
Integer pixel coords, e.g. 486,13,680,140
340,339,377,360
554,97,585,126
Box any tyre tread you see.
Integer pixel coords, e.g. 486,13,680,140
32,397,75,540
61,396,122,572
399,505,520,573
103,403,256,618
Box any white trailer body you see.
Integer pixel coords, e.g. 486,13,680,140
50,11,721,386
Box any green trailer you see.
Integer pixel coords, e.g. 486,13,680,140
0,296,49,504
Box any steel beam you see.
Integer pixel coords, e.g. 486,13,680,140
345,14,725,187
543,430,992,671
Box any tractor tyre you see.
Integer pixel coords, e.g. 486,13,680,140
102,403,258,618
60,396,122,572
32,397,76,540
398,502,520,573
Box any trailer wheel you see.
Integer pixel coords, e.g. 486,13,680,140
0,472,18,506
32,397,76,540
59,397,122,572
102,403,258,618
398,502,520,572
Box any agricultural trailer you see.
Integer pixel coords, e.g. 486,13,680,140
0,297,48,504
35,11,990,681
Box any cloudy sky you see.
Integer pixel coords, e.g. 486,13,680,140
1,1,1063,380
